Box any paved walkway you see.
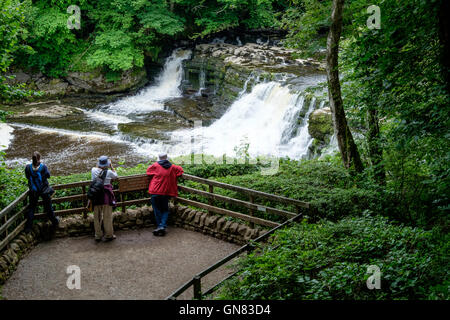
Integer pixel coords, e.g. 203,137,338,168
1,228,239,300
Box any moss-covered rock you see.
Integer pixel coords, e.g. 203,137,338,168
308,107,333,141
118,110,191,141
65,67,148,94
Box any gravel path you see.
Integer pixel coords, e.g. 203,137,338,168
1,228,239,300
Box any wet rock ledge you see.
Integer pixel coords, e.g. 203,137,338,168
183,42,326,106
5,67,148,97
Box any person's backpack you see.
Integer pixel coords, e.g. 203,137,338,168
28,164,44,193
87,169,108,203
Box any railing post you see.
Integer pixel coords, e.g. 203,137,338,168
4,210,8,249
249,195,255,229
82,186,87,219
121,193,125,213
193,275,202,300
207,185,214,214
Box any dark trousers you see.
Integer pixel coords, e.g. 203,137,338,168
151,195,170,229
26,191,58,230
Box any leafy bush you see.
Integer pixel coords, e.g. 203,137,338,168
0,154,27,210
11,0,284,75
216,215,449,300
214,159,385,222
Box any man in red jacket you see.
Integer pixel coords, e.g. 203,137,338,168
146,153,184,236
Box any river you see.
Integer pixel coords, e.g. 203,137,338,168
1,46,330,175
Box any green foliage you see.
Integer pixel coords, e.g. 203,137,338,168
176,0,279,38
9,0,283,75
0,0,35,102
214,159,384,222
340,0,450,227
280,0,331,56
85,0,185,72
86,30,144,71
281,0,450,227
216,215,449,300
0,157,27,210
15,3,82,77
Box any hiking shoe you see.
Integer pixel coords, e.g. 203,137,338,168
157,228,166,236
104,235,117,242
153,228,164,236
95,237,103,242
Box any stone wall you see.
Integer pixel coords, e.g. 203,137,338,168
0,204,266,286
171,204,266,245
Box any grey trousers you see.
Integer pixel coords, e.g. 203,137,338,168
93,205,114,239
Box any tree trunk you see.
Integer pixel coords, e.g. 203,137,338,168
367,108,385,184
326,0,363,172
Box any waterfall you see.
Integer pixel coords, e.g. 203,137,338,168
319,133,339,158
196,64,206,96
103,49,192,115
2,46,330,174
280,99,319,159
169,81,315,159
0,122,14,151
237,72,260,98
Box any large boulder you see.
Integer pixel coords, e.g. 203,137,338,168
5,67,148,96
35,78,69,96
65,67,148,94
308,107,333,141
8,104,83,119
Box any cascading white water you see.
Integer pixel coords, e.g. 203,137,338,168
0,122,14,151
237,72,260,98
319,133,339,158
104,49,192,115
168,81,315,158
196,66,206,96
280,99,320,159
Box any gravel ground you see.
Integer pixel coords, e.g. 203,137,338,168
1,227,240,300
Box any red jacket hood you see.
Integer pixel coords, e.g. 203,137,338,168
146,162,184,197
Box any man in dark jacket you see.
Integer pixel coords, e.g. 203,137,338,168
146,153,184,236
24,151,59,233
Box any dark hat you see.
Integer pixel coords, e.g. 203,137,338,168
97,155,110,168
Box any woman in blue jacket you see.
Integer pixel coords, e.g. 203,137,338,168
24,151,59,233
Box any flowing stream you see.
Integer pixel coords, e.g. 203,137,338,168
169,82,317,159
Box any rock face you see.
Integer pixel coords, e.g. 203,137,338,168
8,104,83,119
35,78,70,96
193,43,324,72
183,43,326,108
65,68,148,94
5,67,148,97
308,107,333,141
